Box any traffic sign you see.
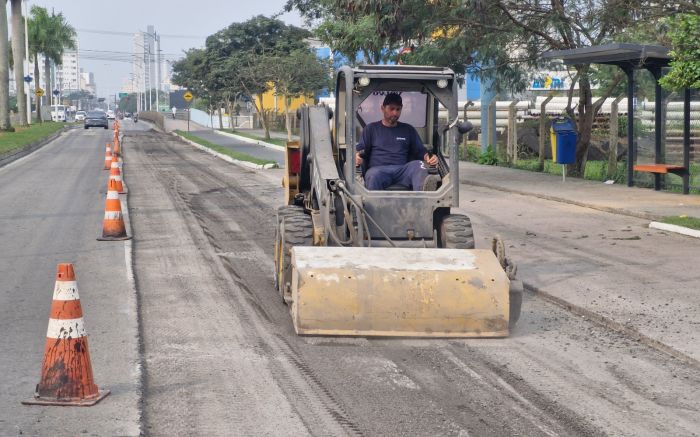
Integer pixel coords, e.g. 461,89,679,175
24,75,33,83
35,88,44,97
119,92,128,98
183,91,194,102
52,89,60,96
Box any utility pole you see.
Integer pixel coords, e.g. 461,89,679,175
23,0,31,124
155,32,160,113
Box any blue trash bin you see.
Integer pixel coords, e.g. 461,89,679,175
550,118,577,165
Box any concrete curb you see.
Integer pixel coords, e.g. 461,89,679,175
171,132,278,170
214,129,287,152
649,221,700,239
0,124,73,169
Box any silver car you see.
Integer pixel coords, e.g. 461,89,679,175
84,111,109,129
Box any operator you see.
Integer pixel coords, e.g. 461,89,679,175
355,93,440,191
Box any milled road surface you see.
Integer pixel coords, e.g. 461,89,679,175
126,128,700,436
0,125,140,436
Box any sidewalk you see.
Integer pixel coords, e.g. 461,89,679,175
459,161,700,221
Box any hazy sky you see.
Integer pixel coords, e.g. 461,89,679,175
17,0,303,97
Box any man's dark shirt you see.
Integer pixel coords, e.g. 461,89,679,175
357,121,427,168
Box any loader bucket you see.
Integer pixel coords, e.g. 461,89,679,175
290,246,511,337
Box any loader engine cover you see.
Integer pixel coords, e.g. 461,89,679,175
290,246,511,337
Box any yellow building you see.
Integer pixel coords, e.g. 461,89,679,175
256,86,315,114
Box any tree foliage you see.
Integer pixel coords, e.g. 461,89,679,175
171,15,327,140
659,13,700,90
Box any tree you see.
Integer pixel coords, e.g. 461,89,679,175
290,0,694,175
0,0,13,130
204,15,311,139
28,7,76,119
269,49,331,140
659,13,700,91
10,0,27,125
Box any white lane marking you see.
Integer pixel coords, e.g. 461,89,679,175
46,317,87,339
52,281,80,301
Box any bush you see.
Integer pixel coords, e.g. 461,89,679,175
478,145,499,165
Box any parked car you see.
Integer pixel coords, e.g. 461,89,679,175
75,110,86,121
106,109,115,120
84,110,109,129
51,105,66,122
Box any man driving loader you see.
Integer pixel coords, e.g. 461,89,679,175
355,93,441,191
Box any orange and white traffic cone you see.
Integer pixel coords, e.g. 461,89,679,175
113,134,121,157
97,179,130,240
103,143,112,170
108,156,126,194
111,150,123,170
22,264,110,406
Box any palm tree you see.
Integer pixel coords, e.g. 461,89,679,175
28,7,76,123
0,0,13,130
10,0,27,125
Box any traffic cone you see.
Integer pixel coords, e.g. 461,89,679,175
111,150,123,170
103,143,112,170
97,179,130,240
107,160,126,195
113,134,120,157
22,264,110,406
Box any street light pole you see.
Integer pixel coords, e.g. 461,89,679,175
154,32,160,113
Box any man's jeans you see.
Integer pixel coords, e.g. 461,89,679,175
364,160,428,191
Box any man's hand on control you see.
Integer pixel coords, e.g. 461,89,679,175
424,153,438,167
355,152,363,166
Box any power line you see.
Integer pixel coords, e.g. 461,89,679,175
77,28,207,39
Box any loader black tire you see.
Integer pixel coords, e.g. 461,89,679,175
438,214,475,249
509,279,523,327
274,206,313,304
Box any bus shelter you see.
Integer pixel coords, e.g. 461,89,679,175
544,43,693,194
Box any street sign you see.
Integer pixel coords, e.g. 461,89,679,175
52,89,60,96
183,91,194,102
35,88,44,97
119,92,128,98
24,75,33,83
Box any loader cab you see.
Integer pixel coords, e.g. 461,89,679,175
334,65,461,194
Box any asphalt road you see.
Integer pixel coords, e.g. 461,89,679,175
124,128,700,436
0,123,141,436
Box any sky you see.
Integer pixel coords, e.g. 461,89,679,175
16,0,303,98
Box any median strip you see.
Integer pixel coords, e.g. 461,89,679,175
649,215,700,239
173,130,278,169
0,122,69,167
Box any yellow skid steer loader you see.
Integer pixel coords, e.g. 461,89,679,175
275,65,521,337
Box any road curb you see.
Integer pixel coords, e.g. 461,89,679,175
214,129,287,152
523,281,700,370
0,124,73,169
119,141,145,437
171,132,278,170
649,221,700,238
460,178,662,221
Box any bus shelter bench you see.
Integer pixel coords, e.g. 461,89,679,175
633,164,688,192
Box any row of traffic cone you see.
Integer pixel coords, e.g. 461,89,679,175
23,127,129,407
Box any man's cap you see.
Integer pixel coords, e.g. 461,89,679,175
382,93,402,107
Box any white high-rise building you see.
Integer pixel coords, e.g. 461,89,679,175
133,25,157,109
56,44,80,92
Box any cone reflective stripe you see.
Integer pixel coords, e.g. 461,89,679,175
103,143,112,170
108,157,126,194
98,179,131,241
22,264,109,406
111,151,123,170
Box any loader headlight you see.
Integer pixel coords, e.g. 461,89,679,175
437,79,448,88
358,75,370,87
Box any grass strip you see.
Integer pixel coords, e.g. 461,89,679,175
220,129,288,147
175,130,277,166
0,122,66,155
661,215,700,230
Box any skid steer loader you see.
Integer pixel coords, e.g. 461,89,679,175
275,65,522,337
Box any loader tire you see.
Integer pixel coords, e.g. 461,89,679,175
509,279,523,326
274,206,313,304
439,214,475,249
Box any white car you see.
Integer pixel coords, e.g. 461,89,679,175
75,111,86,121
51,105,66,122
106,109,115,120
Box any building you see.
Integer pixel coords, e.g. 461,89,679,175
80,70,96,95
56,48,80,92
